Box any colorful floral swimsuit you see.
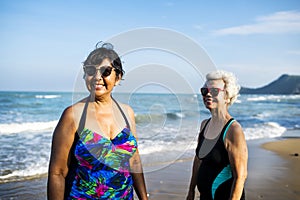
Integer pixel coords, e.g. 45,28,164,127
64,99,137,199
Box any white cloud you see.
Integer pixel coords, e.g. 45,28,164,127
214,10,300,35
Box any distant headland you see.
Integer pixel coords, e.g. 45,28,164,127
240,74,300,94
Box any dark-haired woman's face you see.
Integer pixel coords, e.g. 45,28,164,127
84,58,121,97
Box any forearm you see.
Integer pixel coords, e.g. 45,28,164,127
188,156,200,191
47,173,66,200
229,177,246,200
186,157,200,200
132,172,148,200
130,151,148,200
188,173,197,192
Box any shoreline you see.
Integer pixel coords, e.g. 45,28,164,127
1,136,299,200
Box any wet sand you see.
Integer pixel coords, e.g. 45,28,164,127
0,136,299,200
145,137,300,200
256,138,300,199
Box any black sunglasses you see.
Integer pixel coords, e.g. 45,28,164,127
200,87,224,97
84,65,114,77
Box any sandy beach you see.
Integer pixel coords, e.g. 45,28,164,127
0,135,299,200
245,138,300,200
145,136,300,200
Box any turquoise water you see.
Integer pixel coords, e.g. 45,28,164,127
0,91,299,183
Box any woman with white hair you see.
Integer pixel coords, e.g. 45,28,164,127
187,70,248,200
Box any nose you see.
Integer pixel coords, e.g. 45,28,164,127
94,69,102,80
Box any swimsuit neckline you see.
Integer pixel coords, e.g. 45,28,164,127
83,127,133,141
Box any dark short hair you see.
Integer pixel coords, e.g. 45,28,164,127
83,42,124,77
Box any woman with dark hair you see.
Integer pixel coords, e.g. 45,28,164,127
47,42,148,199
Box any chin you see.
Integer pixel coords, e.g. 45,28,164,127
205,105,212,110
205,102,215,109
94,90,106,95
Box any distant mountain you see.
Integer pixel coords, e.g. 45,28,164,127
240,74,300,94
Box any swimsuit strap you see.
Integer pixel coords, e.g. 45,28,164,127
112,97,131,130
199,118,235,141
77,96,131,133
200,118,211,134
222,118,235,142
77,96,90,134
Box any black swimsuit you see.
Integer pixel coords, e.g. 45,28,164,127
196,118,245,200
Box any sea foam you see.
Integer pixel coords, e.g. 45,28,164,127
0,120,57,134
35,95,61,99
244,122,286,140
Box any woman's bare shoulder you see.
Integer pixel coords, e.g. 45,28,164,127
60,97,88,125
115,102,134,116
226,120,245,142
200,118,210,130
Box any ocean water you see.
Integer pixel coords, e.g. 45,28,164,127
0,91,299,183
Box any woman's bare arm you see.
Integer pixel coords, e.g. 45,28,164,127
126,105,148,200
225,122,248,200
47,106,77,200
186,119,208,200
186,156,201,200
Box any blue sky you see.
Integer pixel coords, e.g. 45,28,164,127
1,0,299,92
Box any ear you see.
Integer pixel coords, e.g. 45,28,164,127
223,91,230,103
114,74,122,86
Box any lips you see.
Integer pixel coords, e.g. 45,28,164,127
204,97,213,104
95,84,104,90
92,82,106,90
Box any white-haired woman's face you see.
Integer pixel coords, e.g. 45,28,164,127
201,79,228,110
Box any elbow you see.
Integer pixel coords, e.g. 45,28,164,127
232,165,247,183
130,157,143,173
242,168,248,181
48,165,69,179
235,171,247,183
244,170,248,180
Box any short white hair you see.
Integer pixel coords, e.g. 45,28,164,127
206,70,240,106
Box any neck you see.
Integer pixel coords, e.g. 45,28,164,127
210,107,231,122
89,93,113,108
